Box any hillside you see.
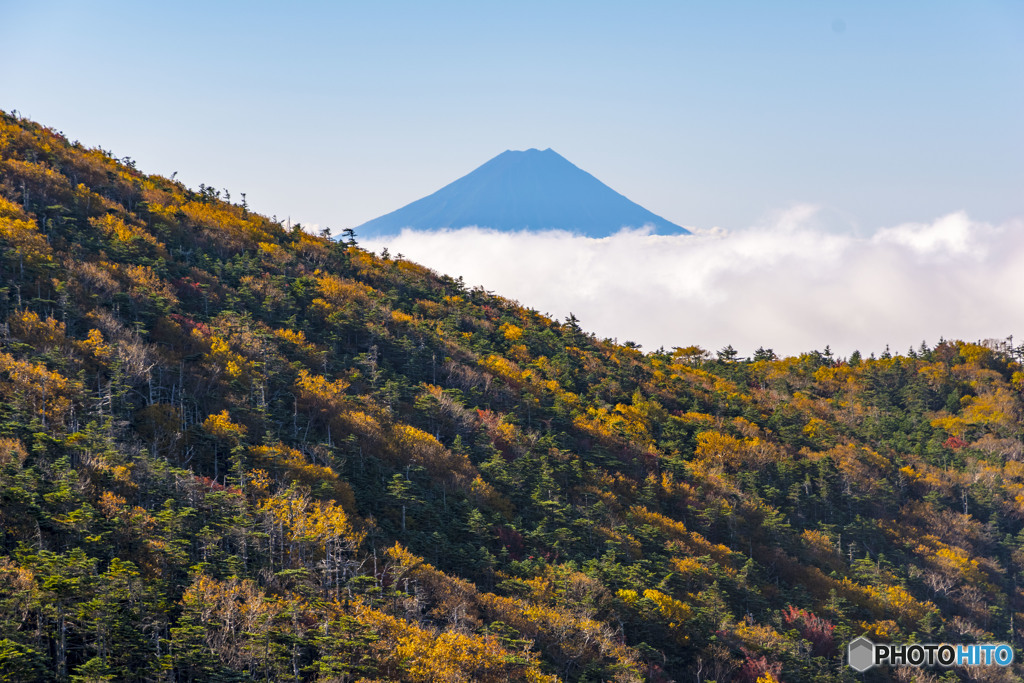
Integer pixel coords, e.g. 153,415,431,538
353,148,689,237
1,110,1024,682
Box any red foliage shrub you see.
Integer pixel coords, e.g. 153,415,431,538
738,647,783,682
782,604,835,657
943,435,968,450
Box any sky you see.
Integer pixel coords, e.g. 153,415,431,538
2,1,1023,356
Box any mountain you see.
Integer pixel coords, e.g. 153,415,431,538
353,148,690,237
4,110,1024,682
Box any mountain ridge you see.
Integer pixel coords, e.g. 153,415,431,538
354,147,690,237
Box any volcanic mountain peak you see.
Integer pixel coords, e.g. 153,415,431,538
353,148,689,237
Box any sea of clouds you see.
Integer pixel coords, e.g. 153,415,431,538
361,207,1024,358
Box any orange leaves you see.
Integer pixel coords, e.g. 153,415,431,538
899,520,992,590
98,491,128,518
391,423,477,487
478,591,642,680
250,442,355,504
673,411,717,428
860,619,900,641
414,297,444,318
249,468,272,492
1,157,72,207
178,564,553,683
955,341,995,367
180,573,285,669
295,368,350,409
120,263,179,308
802,417,830,440
272,325,323,362
733,621,790,654
617,588,692,632
824,443,891,495
498,322,524,343
696,430,745,466
895,461,952,498
0,195,25,221
628,505,734,568
390,309,416,325
0,437,27,466
0,196,52,269
259,491,364,551
384,542,424,570
0,556,35,600
695,430,777,471
356,603,557,683
256,240,292,268
672,345,709,365
314,274,375,308
475,408,527,459
932,546,987,585
292,232,331,269
77,328,112,362
205,335,254,383
393,423,442,455
917,360,951,388
202,410,247,444
842,579,932,624
258,486,365,578
0,351,81,429
800,529,842,571
667,363,741,400
384,542,480,625
573,393,667,453
961,388,1018,432
340,409,385,443
180,200,274,254
930,389,1018,440
812,364,855,394
382,544,640,679
770,546,933,626
478,354,524,387
10,310,66,349
1012,370,1024,392
139,176,181,208
671,556,711,582
928,415,966,439
89,214,162,252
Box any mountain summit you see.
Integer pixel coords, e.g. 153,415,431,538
353,148,689,237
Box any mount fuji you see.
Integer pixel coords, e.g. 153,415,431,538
352,148,689,237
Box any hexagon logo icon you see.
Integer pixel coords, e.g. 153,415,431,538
848,637,875,672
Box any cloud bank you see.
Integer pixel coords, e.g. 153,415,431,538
361,208,1024,357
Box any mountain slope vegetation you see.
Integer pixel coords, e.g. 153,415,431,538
1,111,1023,682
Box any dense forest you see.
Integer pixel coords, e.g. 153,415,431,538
1,110,1024,682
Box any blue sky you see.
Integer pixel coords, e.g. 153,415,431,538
3,1,1023,354
2,1,1021,233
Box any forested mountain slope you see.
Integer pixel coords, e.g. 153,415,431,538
2,110,1024,682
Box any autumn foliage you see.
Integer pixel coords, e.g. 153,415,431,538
4,110,1024,681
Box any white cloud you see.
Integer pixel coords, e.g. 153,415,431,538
362,208,1024,358
871,211,987,259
